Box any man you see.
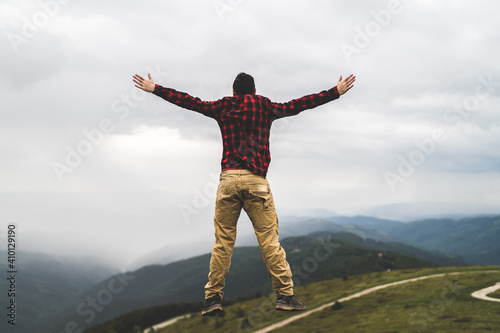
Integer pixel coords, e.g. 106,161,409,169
133,71,355,316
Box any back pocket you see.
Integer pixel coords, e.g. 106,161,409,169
249,185,272,210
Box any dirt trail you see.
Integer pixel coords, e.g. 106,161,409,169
142,314,188,333
471,282,500,302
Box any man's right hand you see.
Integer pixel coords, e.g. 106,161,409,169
133,73,155,93
337,74,356,95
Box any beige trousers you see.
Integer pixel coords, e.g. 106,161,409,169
204,169,294,299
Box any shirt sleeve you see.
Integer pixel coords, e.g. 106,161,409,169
270,86,340,119
153,84,222,118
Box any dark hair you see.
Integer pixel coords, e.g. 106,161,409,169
232,72,255,95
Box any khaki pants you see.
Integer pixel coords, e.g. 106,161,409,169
204,169,294,299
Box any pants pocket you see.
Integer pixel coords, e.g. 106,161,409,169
249,184,272,211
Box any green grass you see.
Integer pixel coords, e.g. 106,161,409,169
155,266,500,333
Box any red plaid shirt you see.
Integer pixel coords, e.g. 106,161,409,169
153,84,340,177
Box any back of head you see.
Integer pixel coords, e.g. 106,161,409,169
232,72,255,96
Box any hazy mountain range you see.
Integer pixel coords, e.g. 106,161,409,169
1,214,498,333
127,213,500,269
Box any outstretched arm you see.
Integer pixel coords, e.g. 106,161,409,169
337,74,356,95
133,73,155,92
132,73,222,118
270,73,356,119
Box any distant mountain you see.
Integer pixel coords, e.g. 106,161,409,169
319,231,465,267
294,215,500,265
128,216,403,269
0,251,118,333
279,218,390,241
125,214,480,271
48,232,452,333
369,215,500,265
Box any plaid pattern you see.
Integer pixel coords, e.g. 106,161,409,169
153,85,340,177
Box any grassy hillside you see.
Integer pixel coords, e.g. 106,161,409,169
377,215,500,265
271,268,500,333
156,266,500,333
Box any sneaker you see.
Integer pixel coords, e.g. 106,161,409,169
275,294,306,311
201,294,223,316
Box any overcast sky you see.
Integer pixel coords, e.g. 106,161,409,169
1,0,499,267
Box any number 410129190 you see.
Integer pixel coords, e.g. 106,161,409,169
7,225,16,270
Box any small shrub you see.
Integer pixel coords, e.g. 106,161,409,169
453,317,473,323
235,307,246,318
331,302,343,311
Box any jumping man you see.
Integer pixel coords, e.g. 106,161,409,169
133,71,356,316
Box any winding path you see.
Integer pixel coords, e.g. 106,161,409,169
471,282,500,302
